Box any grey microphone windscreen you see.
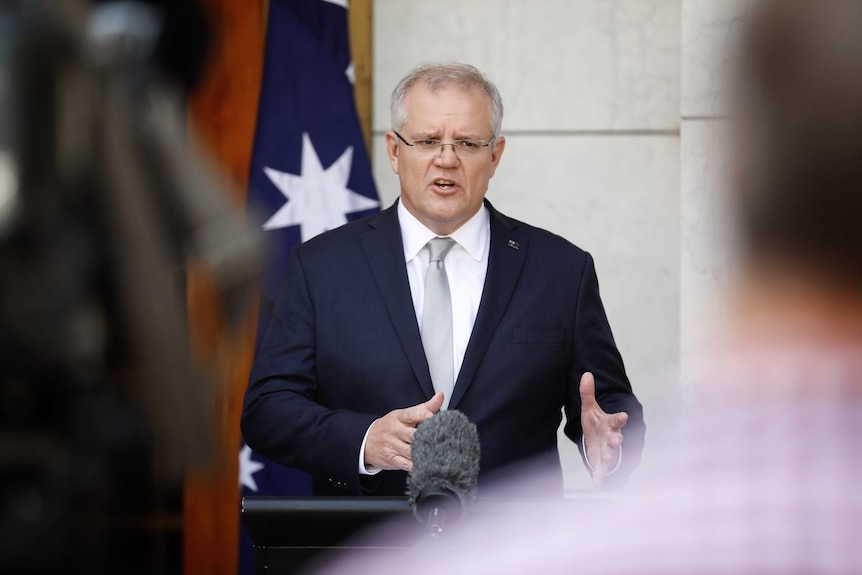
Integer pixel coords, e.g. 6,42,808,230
407,409,480,518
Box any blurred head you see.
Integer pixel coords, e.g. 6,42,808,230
732,0,862,290
385,63,506,235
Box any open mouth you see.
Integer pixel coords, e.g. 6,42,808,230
434,178,456,190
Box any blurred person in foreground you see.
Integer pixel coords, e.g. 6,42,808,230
309,0,862,572
0,0,257,572
242,62,645,496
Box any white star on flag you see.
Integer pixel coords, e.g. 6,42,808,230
262,132,380,241
239,443,265,492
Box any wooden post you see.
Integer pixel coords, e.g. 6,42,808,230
182,1,373,574
350,0,374,152
182,1,264,574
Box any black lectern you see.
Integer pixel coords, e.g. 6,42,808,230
242,496,417,574
242,494,614,574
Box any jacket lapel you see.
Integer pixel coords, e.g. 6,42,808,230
359,203,436,398
449,201,527,409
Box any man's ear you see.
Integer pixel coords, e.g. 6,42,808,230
385,131,400,174
489,135,506,178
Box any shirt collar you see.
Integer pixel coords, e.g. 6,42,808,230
398,199,489,263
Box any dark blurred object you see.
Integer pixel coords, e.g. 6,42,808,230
0,0,260,573
732,0,862,289
92,0,211,93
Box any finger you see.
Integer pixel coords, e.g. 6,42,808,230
610,411,629,431
403,426,417,445
424,391,445,414
400,392,445,425
606,432,623,450
383,424,416,448
391,453,412,473
579,372,597,409
618,411,629,428
365,425,414,471
400,406,431,426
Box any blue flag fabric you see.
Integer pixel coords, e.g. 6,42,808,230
239,1,380,573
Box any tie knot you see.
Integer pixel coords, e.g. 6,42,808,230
427,237,456,263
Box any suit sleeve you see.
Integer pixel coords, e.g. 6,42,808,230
240,247,377,494
564,252,646,488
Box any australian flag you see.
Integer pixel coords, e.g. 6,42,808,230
239,0,380,573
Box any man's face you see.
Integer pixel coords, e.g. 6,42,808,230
385,82,506,235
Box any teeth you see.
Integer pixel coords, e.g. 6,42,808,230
435,179,453,185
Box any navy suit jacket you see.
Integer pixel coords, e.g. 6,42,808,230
242,200,645,496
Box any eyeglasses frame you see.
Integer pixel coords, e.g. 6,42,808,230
392,130,496,156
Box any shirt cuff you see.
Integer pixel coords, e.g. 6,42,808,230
359,419,383,476
580,436,623,475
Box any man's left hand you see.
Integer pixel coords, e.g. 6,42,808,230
580,371,628,488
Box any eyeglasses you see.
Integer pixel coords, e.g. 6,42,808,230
393,131,495,157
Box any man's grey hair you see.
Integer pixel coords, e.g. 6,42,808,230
390,62,504,138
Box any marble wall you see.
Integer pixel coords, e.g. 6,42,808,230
679,0,752,411
372,0,684,490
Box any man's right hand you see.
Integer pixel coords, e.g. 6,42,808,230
364,392,444,472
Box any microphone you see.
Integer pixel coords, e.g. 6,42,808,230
406,410,480,537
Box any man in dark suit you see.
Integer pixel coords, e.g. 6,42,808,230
242,62,645,497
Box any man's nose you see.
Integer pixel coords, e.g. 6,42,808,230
434,143,459,166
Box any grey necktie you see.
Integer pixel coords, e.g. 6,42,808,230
421,237,456,409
